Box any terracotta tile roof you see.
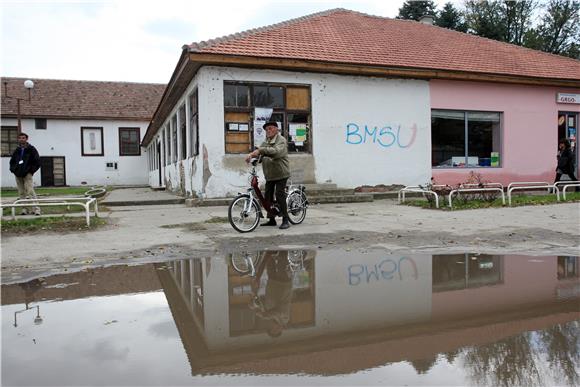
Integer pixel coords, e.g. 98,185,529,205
1,77,166,121
187,8,580,81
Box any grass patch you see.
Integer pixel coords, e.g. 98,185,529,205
1,216,108,235
1,186,110,198
403,191,580,210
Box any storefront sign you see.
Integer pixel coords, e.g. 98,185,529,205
556,93,580,104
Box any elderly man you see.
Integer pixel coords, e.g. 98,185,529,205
245,121,290,229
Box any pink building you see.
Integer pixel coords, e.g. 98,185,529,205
431,81,580,185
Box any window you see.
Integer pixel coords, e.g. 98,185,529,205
432,254,503,292
35,118,47,130
179,104,187,160
189,89,199,156
171,115,178,163
119,128,140,156
165,126,170,166
81,127,104,156
223,82,312,154
1,126,18,157
432,110,501,168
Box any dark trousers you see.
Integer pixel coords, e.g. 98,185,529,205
265,178,288,219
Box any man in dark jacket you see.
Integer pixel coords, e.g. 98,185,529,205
9,132,41,215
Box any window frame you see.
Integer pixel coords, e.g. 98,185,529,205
1,126,18,157
80,126,104,157
118,127,141,156
189,88,199,157
35,118,47,130
431,109,503,169
223,81,312,155
178,104,187,160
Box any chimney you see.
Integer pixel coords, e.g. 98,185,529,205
419,15,435,25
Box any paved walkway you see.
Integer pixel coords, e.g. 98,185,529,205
102,187,184,206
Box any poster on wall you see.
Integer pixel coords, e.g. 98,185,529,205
253,107,273,146
289,123,308,146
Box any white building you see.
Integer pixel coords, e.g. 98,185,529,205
142,9,579,199
1,77,165,187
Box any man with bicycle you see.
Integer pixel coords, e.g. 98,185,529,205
245,121,290,230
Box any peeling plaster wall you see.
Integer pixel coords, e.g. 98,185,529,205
148,66,431,198
1,117,149,187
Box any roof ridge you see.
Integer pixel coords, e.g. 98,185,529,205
0,76,166,86
187,8,353,52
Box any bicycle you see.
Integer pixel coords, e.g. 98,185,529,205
228,250,307,277
228,157,308,233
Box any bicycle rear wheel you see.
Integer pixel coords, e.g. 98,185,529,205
287,191,307,224
228,194,260,233
229,251,257,275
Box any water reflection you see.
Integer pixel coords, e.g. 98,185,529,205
2,252,579,386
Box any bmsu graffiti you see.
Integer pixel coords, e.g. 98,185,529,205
348,256,418,286
345,123,417,148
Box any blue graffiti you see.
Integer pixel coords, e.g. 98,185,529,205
348,257,418,286
346,123,417,148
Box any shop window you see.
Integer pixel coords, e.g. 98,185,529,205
432,254,503,292
189,89,199,156
1,126,18,157
223,82,311,154
119,127,140,156
432,110,501,168
35,118,47,130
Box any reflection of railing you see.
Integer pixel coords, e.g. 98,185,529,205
13,305,43,327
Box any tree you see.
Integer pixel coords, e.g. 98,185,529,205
436,2,468,32
524,0,580,58
464,0,506,41
397,0,437,21
502,0,537,45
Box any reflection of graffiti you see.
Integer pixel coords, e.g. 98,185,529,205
346,123,417,148
348,257,418,286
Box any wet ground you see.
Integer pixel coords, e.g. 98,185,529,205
2,249,579,386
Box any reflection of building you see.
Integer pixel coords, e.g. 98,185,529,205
157,252,579,376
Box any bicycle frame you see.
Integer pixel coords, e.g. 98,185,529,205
244,160,281,219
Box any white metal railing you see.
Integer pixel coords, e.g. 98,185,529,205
448,187,505,208
460,182,504,190
507,182,559,206
398,185,446,208
555,181,580,200
2,196,98,226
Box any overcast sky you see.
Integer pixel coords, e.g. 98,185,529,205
1,0,460,84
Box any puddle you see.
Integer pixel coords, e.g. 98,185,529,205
2,251,579,386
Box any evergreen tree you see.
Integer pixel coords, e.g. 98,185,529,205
397,0,437,21
436,2,468,32
464,0,508,41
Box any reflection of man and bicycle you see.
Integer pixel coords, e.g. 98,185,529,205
228,250,315,338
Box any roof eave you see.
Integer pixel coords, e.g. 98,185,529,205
188,52,580,88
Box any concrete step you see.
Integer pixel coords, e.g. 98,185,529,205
186,193,374,207
303,188,354,196
299,183,338,190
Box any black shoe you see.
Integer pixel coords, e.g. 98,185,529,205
261,218,277,226
279,218,290,230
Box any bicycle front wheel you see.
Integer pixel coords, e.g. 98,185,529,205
228,194,260,233
287,191,307,225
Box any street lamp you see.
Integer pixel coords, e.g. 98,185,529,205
3,79,34,135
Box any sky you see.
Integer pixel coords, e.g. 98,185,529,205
1,0,460,85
